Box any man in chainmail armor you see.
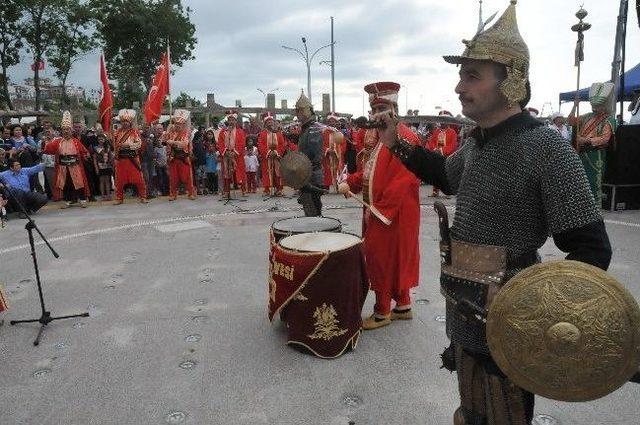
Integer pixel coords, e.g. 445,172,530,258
293,90,326,216
377,2,612,424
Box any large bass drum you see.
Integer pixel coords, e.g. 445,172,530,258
268,232,368,359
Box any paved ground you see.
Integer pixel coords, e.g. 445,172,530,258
1,187,639,425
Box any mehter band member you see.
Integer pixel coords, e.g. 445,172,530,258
257,112,285,196
217,110,247,198
376,2,612,423
43,111,91,208
113,109,148,204
293,90,325,216
338,81,421,330
164,109,196,201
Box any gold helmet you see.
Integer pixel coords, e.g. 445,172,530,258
444,0,529,106
295,89,312,110
295,89,314,122
60,110,73,129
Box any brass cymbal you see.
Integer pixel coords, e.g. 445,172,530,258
487,260,640,402
280,151,312,190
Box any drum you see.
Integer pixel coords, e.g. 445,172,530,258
270,216,342,243
268,232,368,359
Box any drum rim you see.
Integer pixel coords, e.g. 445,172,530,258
277,231,362,253
272,216,342,233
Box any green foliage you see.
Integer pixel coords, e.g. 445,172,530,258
0,0,23,109
93,0,197,94
21,0,68,111
171,91,201,108
46,1,97,106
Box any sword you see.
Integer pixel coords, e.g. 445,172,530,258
433,201,451,265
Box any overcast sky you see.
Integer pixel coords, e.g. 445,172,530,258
9,0,640,117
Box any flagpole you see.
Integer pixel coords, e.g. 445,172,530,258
167,40,172,122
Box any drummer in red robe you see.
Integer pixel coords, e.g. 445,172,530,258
338,81,421,330
163,109,196,201
217,110,247,198
257,112,286,196
42,111,91,208
321,112,344,192
426,110,459,197
113,109,148,204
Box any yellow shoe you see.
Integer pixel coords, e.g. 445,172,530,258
390,308,413,321
168,196,176,201
188,195,196,200
113,199,123,205
362,314,391,330
140,198,149,204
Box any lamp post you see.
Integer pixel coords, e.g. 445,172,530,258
282,37,334,104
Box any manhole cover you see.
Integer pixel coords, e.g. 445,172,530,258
193,299,207,306
532,414,559,425
342,394,362,407
200,279,213,284
191,315,210,324
33,368,51,378
55,342,68,350
111,273,123,279
184,334,202,343
165,411,187,424
415,299,430,305
434,315,446,323
72,321,86,329
179,360,197,370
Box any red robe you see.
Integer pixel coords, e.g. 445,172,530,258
321,128,345,188
257,129,286,193
113,128,147,200
217,127,247,185
43,137,91,201
346,123,421,296
427,127,458,156
164,129,195,197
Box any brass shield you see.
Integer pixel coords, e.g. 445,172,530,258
280,151,312,189
487,260,640,402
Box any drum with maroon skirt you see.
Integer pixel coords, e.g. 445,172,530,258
268,232,368,358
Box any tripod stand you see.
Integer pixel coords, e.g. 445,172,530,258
3,185,89,346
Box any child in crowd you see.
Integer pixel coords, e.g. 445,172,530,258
153,138,169,196
244,144,259,194
93,135,114,200
204,144,218,195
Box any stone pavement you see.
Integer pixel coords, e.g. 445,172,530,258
0,187,639,425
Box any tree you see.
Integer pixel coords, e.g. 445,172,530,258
21,0,67,113
46,2,97,106
0,0,24,109
171,91,201,108
93,0,196,107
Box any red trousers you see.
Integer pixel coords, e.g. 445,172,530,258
246,172,257,192
222,177,246,196
115,159,147,200
169,159,195,197
374,289,411,316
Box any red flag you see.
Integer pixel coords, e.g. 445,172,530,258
98,54,113,132
30,60,45,71
144,51,170,125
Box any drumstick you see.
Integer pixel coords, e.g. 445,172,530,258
347,191,391,225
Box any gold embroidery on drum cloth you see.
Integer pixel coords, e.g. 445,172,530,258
287,332,361,360
269,250,330,322
293,293,308,301
307,303,349,341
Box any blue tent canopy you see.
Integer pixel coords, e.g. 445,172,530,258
559,62,640,102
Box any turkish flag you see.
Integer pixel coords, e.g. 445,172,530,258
144,51,170,125
98,54,113,132
30,60,45,71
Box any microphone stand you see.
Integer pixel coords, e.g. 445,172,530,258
2,184,89,346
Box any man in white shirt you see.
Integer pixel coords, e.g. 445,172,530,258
549,112,570,141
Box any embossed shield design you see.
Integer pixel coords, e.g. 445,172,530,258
487,260,640,401
280,151,312,190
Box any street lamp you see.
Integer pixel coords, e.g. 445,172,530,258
257,88,279,107
282,37,334,104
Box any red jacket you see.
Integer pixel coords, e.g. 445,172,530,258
427,127,458,156
43,137,91,201
346,123,421,293
217,127,247,182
